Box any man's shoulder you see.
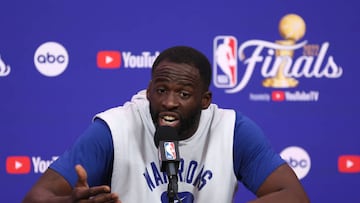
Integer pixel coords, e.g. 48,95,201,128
97,89,149,117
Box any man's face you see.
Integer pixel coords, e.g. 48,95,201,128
147,61,211,140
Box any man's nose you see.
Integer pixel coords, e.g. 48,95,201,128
162,93,179,109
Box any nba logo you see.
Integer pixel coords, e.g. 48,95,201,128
164,142,176,160
213,36,238,88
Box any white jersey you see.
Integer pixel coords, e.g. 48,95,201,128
96,90,238,203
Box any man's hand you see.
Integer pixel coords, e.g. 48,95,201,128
70,164,121,203
22,164,121,203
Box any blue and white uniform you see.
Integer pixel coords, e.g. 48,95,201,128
50,90,285,202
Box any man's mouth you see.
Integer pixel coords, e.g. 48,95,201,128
158,114,180,127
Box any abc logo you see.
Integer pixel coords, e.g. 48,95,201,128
34,41,69,77
280,146,311,180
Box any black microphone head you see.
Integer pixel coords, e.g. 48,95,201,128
154,126,178,148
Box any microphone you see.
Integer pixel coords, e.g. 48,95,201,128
154,126,181,203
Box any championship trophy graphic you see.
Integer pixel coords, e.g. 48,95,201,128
262,14,306,88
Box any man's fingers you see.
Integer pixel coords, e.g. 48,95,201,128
72,165,121,202
88,191,120,203
88,185,111,196
72,186,117,202
75,164,88,187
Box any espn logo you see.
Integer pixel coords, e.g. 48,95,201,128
6,156,31,174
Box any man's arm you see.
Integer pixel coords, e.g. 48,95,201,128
22,165,121,203
249,163,310,203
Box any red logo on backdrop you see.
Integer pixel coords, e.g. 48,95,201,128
6,156,31,174
338,155,360,173
272,91,285,102
97,51,121,68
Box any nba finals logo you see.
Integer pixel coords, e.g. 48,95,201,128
213,14,343,94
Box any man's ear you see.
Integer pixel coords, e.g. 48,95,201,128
146,80,152,100
201,91,212,109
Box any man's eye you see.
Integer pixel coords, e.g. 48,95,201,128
180,92,190,98
157,88,166,94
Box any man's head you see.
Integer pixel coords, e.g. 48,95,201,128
147,46,212,140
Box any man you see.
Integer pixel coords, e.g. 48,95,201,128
23,46,309,203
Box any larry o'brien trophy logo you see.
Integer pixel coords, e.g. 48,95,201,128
262,14,305,88
213,14,343,97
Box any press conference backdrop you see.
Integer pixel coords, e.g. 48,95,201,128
1,0,359,202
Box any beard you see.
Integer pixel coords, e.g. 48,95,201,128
149,105,202,140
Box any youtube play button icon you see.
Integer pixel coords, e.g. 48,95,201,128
6,156,31,174
338,155,360,173
97,51,121,69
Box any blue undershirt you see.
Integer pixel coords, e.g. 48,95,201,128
50,111,284,194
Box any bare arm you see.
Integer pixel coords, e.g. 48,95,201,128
248,164,310,203
22,164,121,203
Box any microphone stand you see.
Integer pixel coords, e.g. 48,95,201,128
166,161,179,203
167,175,178,203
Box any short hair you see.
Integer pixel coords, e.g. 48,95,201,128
151,46,212,90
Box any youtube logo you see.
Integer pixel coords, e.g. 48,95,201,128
338,155,360,173
97,51,121,69
6,156,31,174
272,91,285,102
